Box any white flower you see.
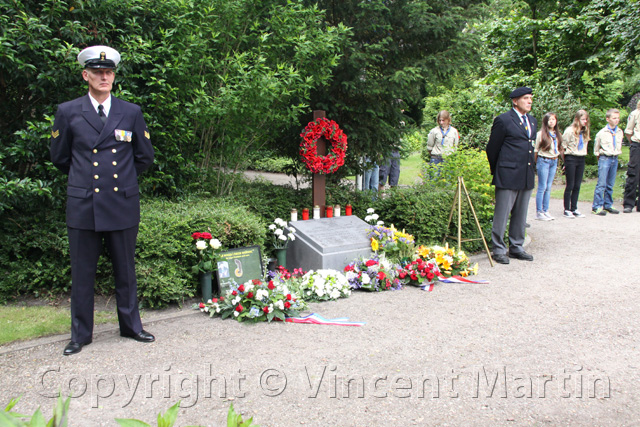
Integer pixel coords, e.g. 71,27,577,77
210,238,221,249
245,283,254,292
234,311,239,317
367,208,375,214
278,234,287,241
364,215,372,222
362,274,371,284
377,220,384,226
371,214,379,220
232,296,241,305
288,226,296,234
269,224,276,230
268,304,274,313
276,300,284,310
274,228,284,236
216,306,221,313
204,306,209,313
289,234,296,241
195,240,207,250
274,218,286,227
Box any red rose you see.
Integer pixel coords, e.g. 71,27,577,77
268,281,275,290
399,271,407,279
284,301,291,309
263,306,270,313
427,272,434,280
232,291,238,296
238,284,245,292
191,232,201,240
377,272,386,280
199,302,205,308
235,304,244,312
252,279,261,285
410,274,418,281
201,232,212,240
286,294,292,300
212,298,218,303
386,279,391,288
365,260,378,267
247,292,254,299
219,296,224,301
420,271,427,277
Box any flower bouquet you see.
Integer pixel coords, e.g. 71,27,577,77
198,278,306,323
367,223,416,264
269,218,296,250
416,244,479,277
344,255,402,291
298,269,351,302
191,232,223,274
397,257,439,288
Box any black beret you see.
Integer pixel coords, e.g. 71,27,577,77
509,87,533,98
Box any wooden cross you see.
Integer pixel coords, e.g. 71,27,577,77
312,110,326,216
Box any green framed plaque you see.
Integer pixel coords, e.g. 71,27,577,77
215,246,263,294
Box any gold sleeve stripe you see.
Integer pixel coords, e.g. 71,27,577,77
51,130,59,138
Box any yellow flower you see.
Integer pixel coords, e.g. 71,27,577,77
471,263,479,274
441,258,452,270
371,238,379,251
461,271,469,277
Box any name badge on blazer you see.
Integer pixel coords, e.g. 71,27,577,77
115,129,133,142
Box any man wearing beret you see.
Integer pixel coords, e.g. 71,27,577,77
485,87,537,265
50,46,156,355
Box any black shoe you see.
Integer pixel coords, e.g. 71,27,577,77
605,207,619,214
493,254,510,264
63,340,90,356
624,207,633,213
121,330,155,343
508,251,534,261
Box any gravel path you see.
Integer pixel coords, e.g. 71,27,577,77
1,195,639,426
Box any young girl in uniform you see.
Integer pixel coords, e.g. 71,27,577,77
562,110,590,218
534,112,563,220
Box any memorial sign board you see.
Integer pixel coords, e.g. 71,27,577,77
215,246,263,294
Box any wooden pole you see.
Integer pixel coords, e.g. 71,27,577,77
312,110,326,216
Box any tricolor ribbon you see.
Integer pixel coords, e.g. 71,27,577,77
420,273,489,291
285,313,365,326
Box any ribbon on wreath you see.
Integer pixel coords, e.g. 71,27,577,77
285,313,365,326
420,273,489,291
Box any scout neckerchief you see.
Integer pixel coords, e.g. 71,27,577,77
549,131,558,154
607,125,618,150
439,126,451,145
578,133,584,151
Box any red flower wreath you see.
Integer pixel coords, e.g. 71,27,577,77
299,117,348,174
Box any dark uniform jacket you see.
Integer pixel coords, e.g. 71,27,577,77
486,109,537,190
50,95,154,231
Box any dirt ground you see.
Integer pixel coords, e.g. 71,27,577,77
1,189,639,426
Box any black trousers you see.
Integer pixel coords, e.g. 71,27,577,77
67,226,142,343
563,155,586,212
624,142,640,210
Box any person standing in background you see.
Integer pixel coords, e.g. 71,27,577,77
534,112,562,221
426,110,460,166
623,100,640,213
561,110,590,218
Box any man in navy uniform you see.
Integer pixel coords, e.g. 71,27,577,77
486,87,537,265
50,46,156,355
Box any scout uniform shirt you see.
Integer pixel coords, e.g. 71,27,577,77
534,131,560,159
562,126,589,156
594,125,624,157
625,109,640,143
426,126,459,157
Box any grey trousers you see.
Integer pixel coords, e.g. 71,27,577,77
491,187,532,255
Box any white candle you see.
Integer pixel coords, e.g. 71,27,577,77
291,208,298,222
313,205,320,219
334,205,341,217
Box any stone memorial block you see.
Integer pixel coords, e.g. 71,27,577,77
286,216,372,271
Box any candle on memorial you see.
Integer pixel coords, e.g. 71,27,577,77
313,205,320,219
302,208,309,220
326,206,333,218
291,208,298,222
345,204,352,216
334,205,341,217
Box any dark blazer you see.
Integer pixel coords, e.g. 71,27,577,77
486,109,537,190
50,95,154,231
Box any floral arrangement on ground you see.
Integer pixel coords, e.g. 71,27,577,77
199,278,307,323
344,255,402,291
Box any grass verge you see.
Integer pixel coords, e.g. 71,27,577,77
0,306,117,346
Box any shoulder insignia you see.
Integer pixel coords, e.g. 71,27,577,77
51,130,59,139
144,131,150,140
